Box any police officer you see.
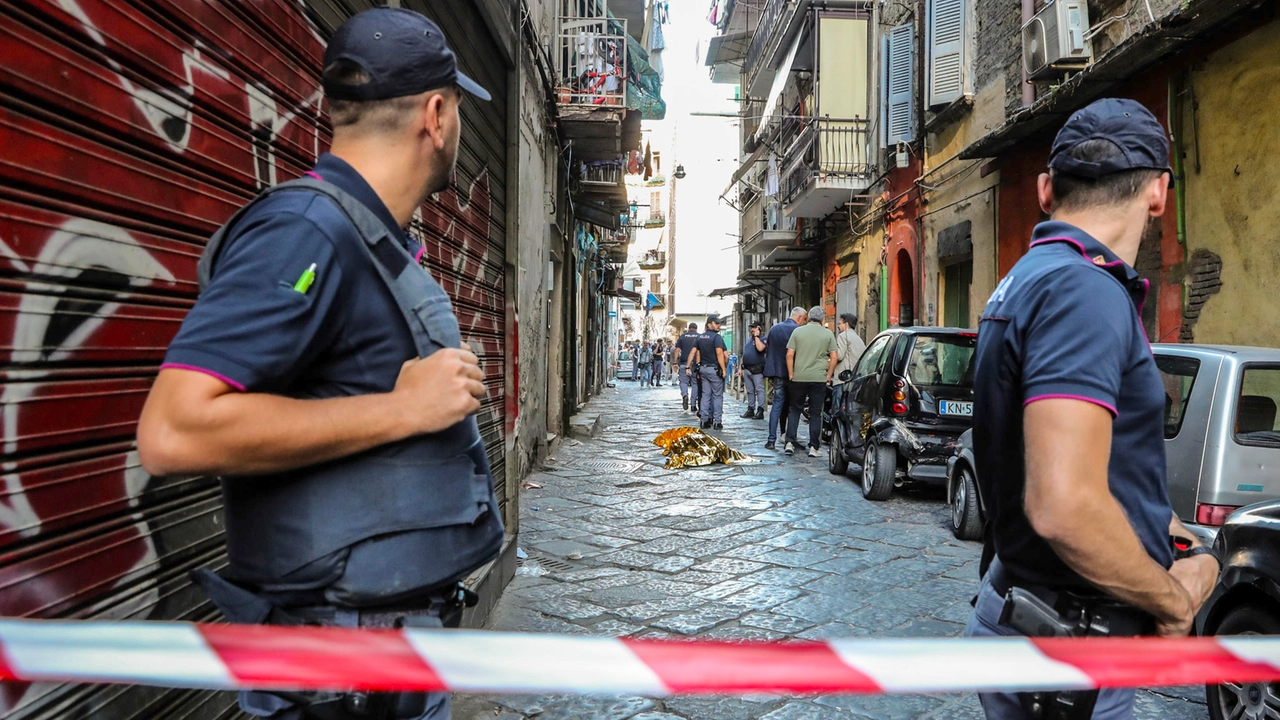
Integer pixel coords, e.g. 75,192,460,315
686,315,728,430
739,321,766,419
675,323,700,412
965,99,1219,720
137,8,502,719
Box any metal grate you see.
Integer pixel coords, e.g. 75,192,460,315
519,554,576,573
571,459,647,474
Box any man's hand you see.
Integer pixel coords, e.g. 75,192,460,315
1158,554,1219,636
393,347,486,435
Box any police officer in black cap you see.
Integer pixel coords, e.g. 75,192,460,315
139,7,501,719
686,315,728,429
965,98,1219,719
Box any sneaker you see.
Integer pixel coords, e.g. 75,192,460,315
764,441,776,450
714,422,723,430
755,408,765,419
682,396,689,410
808,446,821,458
701,420,712,429
741,408,755,419
784,442,796,456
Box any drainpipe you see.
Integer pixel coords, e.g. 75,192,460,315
1022,0,1034,107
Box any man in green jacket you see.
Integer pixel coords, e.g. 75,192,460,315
785,306,838,457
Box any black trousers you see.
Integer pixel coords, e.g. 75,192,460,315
786,381,826,449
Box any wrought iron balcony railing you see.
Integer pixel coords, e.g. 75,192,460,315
556,4,628,108
638,250,666,269
779,117,873,206
743,0,789,92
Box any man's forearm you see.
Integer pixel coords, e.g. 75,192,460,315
826,353,837,381
139,377,413,477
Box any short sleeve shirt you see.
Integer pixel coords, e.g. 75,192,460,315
742,336,766,366
786,322,838,383
163,153,421,397
764,319,799,378
694,331,727,366
675,332,698,365
972,220,1174,589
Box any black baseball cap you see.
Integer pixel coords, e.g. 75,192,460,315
323,8,491,102
706,314,724,325
1048,98,1171,181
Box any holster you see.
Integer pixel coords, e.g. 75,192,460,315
191,568,477,719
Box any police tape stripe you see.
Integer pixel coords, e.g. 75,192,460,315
1,619,1280,694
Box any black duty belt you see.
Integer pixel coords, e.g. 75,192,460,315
988,558,1154,638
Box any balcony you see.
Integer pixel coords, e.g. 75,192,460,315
743,197,798,256
637,250,666,270
743,0,790,96
556,8,627,108
643,210,666,229
780,117,873,218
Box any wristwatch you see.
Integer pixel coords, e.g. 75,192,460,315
1174,544,1217,561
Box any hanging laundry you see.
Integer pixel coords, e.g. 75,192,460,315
765,153,780,197
643,141,653,180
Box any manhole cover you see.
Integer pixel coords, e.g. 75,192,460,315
519,554,575,572
571,459,646,474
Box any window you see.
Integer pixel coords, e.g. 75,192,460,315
1156,355,1200,439
650,273,661,293
652,151,661,174
1234,366,1280,448
650,191,661,218
856,335,891,377
907,334,976,387
942,260,972,328
882,23,915,145
926,0,969,107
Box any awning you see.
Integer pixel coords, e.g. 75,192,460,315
755,30,803,143
720,143,768,201
762,245,819,268
709,283,754,298
705,32,749,66
617,288,642,302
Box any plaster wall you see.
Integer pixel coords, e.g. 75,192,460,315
1183,19,1280,346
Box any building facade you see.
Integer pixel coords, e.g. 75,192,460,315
709,0,1280,352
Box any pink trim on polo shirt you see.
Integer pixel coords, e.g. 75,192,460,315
1025,393,1117,417
415,246,425,263
304,171,324,182
159,363,247,392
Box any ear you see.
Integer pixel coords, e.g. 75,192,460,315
422,93,447,151
1147,172,1170,217
1036,173,1055,214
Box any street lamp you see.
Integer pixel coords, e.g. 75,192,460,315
674,164,687,179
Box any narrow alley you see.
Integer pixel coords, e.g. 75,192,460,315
454,383,1206,720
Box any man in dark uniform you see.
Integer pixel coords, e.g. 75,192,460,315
965,99,1219,719
740,321,766,419
686,315,728,430
137,8,502,719
675,323,700,411
763,307,807,450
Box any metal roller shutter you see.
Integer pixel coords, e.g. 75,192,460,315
0,0,507,716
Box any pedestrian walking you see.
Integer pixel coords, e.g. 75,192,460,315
763,307,807,450
784,306,837,457
830,313,865,412
675,323,700,412
637,341,653,386
664,341,675,382
630,340,640,381
740,321,767,419
650,341,664,386
136,9,502,718
687,315,728,429
964,98,1219,720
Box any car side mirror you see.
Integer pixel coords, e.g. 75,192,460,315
839,369,853,382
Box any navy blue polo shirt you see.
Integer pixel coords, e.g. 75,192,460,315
162,154,500,598
694,331,727,367
972,220,1174,590
764,319,799,378
742,334,766,367
163,153,421,396
675,331,698,366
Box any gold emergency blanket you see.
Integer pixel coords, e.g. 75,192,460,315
653,427,752,469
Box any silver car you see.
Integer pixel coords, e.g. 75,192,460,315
1155,344,1280,544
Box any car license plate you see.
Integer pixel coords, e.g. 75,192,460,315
940,400,973,417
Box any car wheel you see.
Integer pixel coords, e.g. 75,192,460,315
828,423,849,476
1207,604,1280,720
861,442,896,501
949,466,983,541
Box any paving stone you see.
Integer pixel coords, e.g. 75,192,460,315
880,617,966,637
717,583,804,610
693,579,756,601
755,548,836,568
759,701,862,720
613,596,707,623
668,570,735,585
741,567,825,587
586,618,646,636
801,573,892,600
650,603,745,634
739,611,818,635
537,597,607,621
774,593,866,626
795,621,871,640
600,549,668,569
815,692,947,720
539,696,657,720
698,623,788,641
610,525,681,541
663,696,779,720
689,557,768,575
650,556,697,573
854,558,947,587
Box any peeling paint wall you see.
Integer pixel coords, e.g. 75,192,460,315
1183,19,1280,346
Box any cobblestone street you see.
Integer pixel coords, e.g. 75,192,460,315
455,382,1207,720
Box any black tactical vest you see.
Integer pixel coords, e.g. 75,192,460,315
197,178,503,588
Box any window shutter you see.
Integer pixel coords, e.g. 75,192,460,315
927,0,967,107
883,23,915,146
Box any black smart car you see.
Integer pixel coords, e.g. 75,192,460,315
828,328,977,501
1197,500,1280,720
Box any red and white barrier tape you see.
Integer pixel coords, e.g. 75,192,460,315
1,619,1278,695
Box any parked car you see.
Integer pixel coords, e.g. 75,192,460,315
945,343,1280,543
945,429,984,540
1197,499,1280,720
828,328,977,500
615,350,634,380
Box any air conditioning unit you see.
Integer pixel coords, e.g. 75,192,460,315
1023,0,1092,81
